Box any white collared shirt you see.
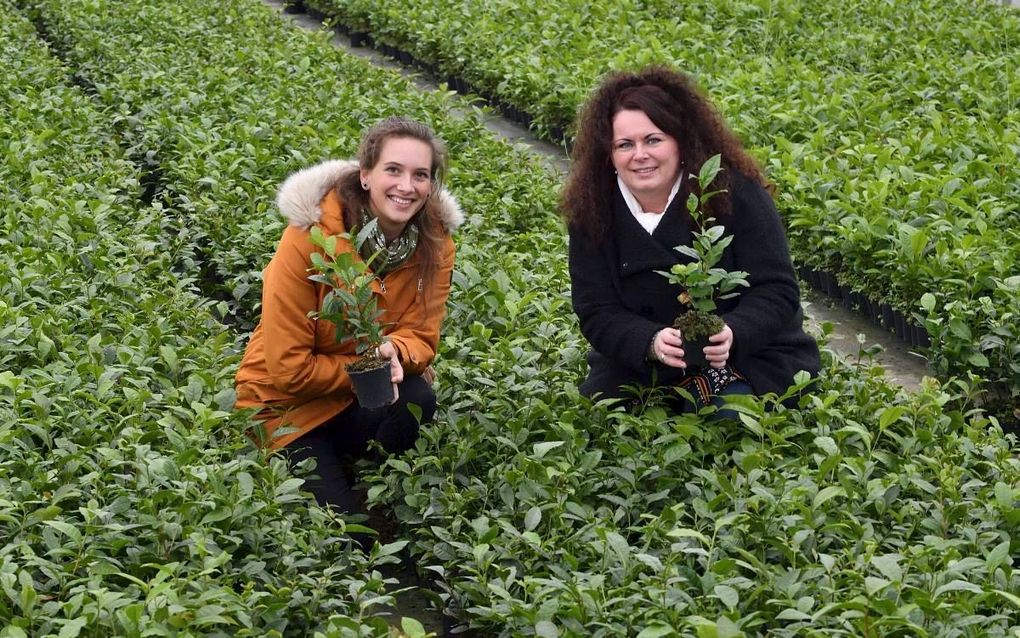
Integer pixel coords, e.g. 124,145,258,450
617,174,684,235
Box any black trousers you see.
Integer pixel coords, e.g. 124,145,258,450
284,375,436,515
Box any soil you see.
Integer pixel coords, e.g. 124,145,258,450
346,355,389,373
674,310,724,340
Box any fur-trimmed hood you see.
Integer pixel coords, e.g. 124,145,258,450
276,159,465,232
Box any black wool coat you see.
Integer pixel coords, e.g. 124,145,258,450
568,171,821,400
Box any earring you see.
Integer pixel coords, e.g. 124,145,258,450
361,182,368,190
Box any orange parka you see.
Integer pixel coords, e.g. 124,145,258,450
235,160,462,449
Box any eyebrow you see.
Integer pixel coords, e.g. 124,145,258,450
383,161,430,173
613,132,662,143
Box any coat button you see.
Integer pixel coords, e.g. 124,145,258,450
622,262,629,268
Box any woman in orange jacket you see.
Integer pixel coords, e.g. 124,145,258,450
235,117,462,517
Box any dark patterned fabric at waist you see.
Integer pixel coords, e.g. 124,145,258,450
675,365,746,405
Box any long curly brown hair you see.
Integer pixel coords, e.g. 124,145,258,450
561,65,769,243
337,116,449,285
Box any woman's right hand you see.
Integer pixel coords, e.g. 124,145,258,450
377,341,404,403
651,328,686,369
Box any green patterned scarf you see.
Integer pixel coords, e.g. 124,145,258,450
358,210,419,277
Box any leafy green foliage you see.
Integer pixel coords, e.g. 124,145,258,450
0,2,406,634
9,0,1019,635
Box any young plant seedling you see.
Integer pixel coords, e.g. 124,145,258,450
307,220,389,373
657,154,749,365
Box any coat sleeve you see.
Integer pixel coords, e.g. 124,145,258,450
387,237,455,375
568,226,664,372
262,226,357,397
721,178,803,358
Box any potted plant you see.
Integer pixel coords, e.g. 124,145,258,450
658,155,749,367
307,221,394,409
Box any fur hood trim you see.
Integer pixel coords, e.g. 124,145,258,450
276,159,465,232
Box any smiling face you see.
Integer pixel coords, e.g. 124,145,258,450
610,108,682,213
359,136,434,240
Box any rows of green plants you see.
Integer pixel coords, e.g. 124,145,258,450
19,0,1020,634
301,0,1020,417
0,3,413,635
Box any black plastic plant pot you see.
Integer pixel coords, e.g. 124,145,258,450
914,324,932,348
348,360,393,409
881,303,895,330
683,334,711,368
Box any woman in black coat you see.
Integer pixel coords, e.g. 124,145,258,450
561,66,820,410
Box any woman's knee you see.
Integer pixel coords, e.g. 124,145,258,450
396,375,437,422
374,375,435,454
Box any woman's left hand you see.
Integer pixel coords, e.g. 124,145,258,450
704,323,733,369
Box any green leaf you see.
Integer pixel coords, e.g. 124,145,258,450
532,441,564,459
948,318,972,340
993,589,1020,609
920,293,936,312
871,554,903,582
909,228,928,261
26,505,61,526
695,622,718,638
274,478,305,496
159,344,178,371
355,218,378,249
400,617,427,638
775,609,812,621
985,540,1011,574
213,387,236,412
813,486,845,509
967,352,989,367
714,584,739,611
406,402,423,424
716,617,741,638
535,620,558,637
636,625,675,638
865,576,892,596
57,618,88,638
668,528,710,544
933,579,983,598
995,482,1015,509
878,406,905,429
377,541,409,558
524,506,542,532
43,520,82,543
814,436,838,456
698,154,722,190
0,371,20,391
